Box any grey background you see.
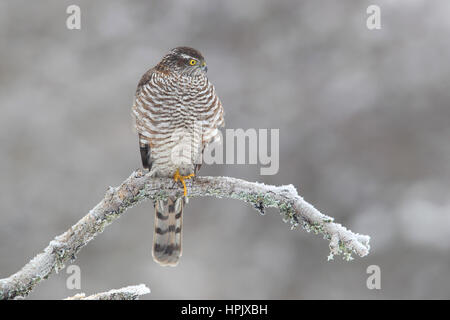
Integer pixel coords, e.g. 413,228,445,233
1,0,449,299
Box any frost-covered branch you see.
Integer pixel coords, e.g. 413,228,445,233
0,169,370,300
65,284,150,300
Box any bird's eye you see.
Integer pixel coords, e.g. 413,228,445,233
189,59,197,66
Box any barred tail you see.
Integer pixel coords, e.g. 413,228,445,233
152,197,184,266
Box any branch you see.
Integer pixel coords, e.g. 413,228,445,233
64,284,150,300
0,170,370,300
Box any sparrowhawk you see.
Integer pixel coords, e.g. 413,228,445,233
132,47,224,266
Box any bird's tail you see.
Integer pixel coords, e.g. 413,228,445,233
152,196,184,266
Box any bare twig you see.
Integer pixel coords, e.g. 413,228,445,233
0,170,370,300
64,284,150,300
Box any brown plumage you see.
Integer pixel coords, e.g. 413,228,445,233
132,47,224,266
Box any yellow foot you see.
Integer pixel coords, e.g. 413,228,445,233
173,169,195,197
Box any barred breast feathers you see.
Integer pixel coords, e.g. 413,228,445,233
132,68,224,168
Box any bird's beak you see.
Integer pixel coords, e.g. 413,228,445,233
201,61,208,73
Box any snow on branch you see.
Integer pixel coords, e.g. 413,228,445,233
65,284,150,300
0,169,370,300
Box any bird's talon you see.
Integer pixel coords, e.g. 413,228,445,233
173,169,195,197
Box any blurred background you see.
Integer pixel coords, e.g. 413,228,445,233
1,0,449,299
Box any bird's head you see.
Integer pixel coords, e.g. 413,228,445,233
157,46,208,76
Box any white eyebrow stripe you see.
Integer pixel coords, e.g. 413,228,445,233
179,53,195,60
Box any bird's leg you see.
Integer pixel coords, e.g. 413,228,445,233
173,169,195,197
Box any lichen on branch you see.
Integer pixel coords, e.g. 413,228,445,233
0,170,370,300
65,284,150,300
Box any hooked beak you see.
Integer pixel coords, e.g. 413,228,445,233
201,61,208,73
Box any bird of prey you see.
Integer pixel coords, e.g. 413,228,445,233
132,47,224,266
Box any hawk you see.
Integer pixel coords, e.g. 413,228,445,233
132,47,225,266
